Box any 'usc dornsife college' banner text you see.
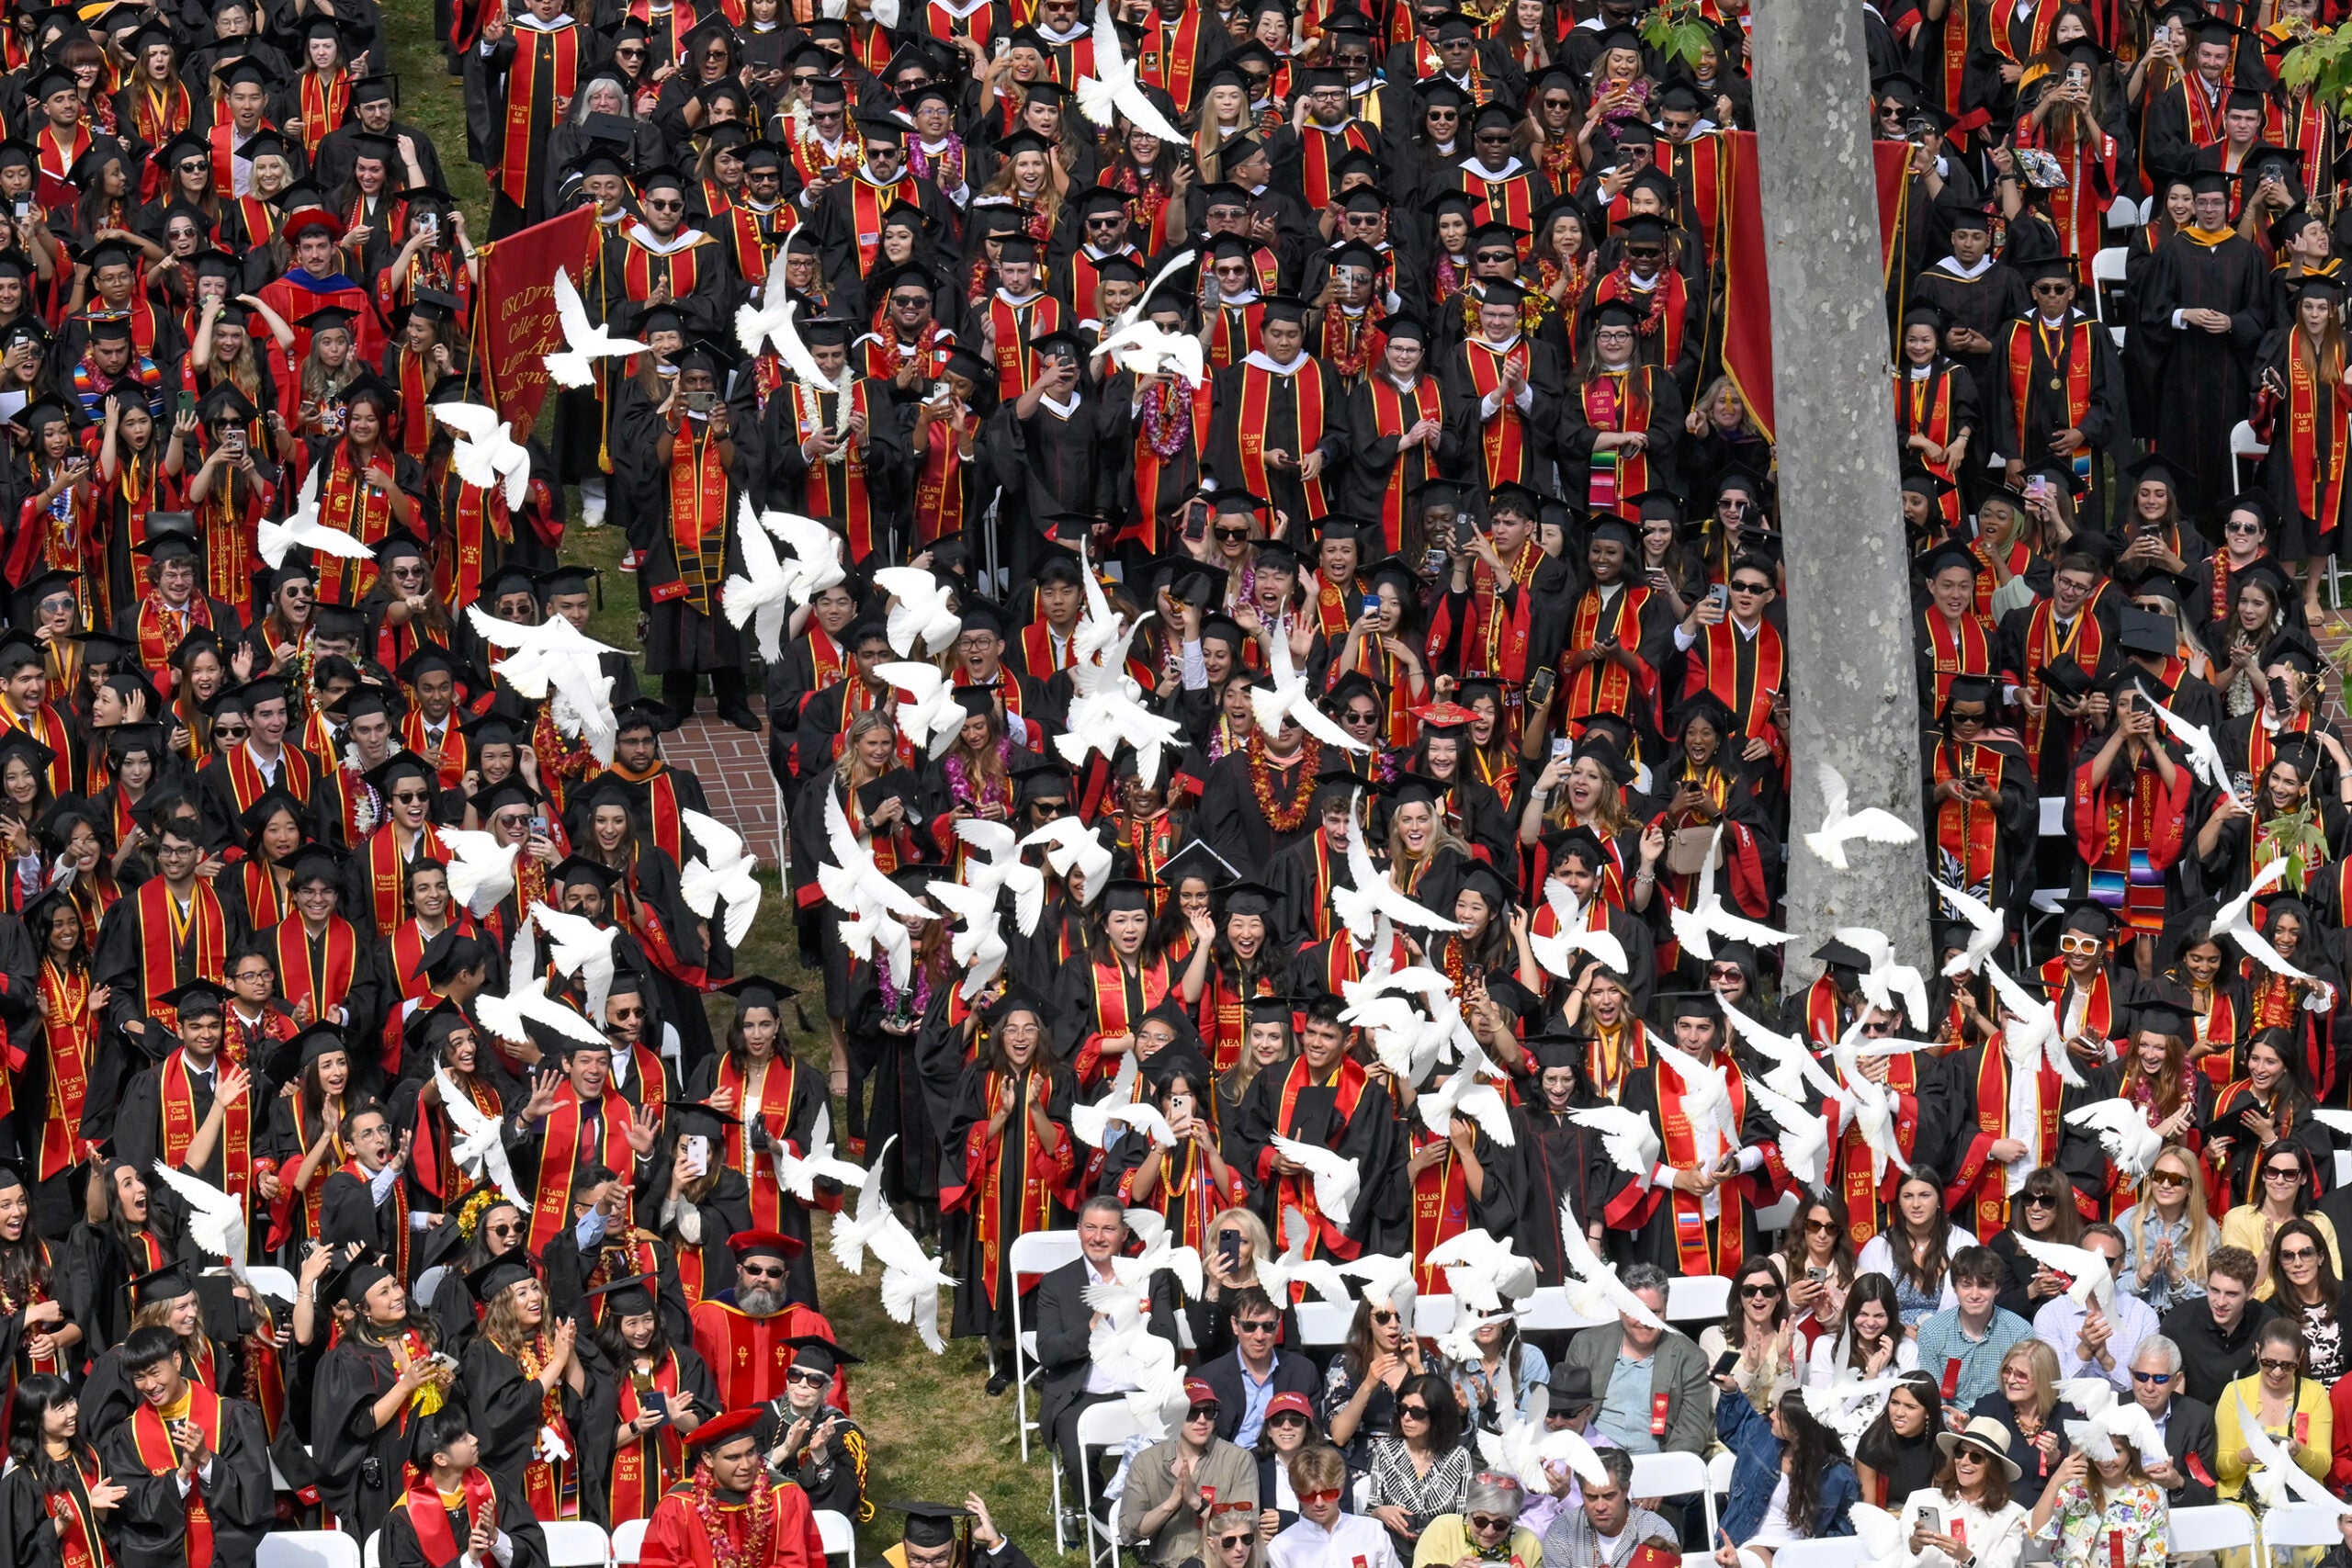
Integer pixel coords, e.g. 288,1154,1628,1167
470,203,603,436
1716,130,1915,444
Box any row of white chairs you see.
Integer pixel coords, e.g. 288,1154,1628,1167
1708,1498,2339,1568
281,1508,859,1568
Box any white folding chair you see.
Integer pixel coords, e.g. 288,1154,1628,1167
1297,1300,1357,1345
815,1508,859,1568
1051,1399,1146,1566
2232,421,2271,493
2091,245,2130,347
2335,1150,2352,1189
2171,1504,2259,1560
612,1521,650,1567
1665,1275,1731,1325
2260,1500,2341,1562
1629,1450,1717,1542
1774,1541,1870,1568
258,1533,363,1568
1517,1285,1616,1333
541,1521,611,1568
2105,196,2143,229
1705,1449,1736,1498
363,1534,381,1568
1008,1229,1084,1461
243,1264,300,1303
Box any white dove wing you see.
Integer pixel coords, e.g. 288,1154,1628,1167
2065,1099,2163,1181
438,829,518,917
1533,1426,1610,1489
724,499,794,659
1744,1077,1830,1188
1556,1203,1662,1330
1849,1503,1905,1563
1270,1135,1358,1227
769,299,834,389
2148,699,2242,803
2015,1234,2115,1312
149,1160,247,1267
432,400,503,442
1566,1105,1660,1178
553,267,595,347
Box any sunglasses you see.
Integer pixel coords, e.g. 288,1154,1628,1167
2056,934,2104,954
787,1368,831,1385
2281,1247,2319,1262
2260,1358,2301,1371
2132,1370,2172,1384
390,790,431,804
741,1263,786,1279
1298,1489,1342,1507
1949,708,1988,725
214,725,248,740
1397,1404,1430,1419
2149,1170,2188,1188
1237,1320,1279,1335
1187,1404,1221,1420
1730,580,1770,594
1805,1218,1840,1234
646,198,684,211
2267,1168,2303,1182
1468,1517,1512,1533
1268,1414,1307,1428
1214,526,1250,541
2226,520,2264,534
1216,1535,1256,1550
1370,1309,1397,1325
1740,1283,1780,1299
2023,1194,2057,1209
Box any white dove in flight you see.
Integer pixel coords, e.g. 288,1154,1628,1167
831,1135,898,1275
737,254,835,389
431,1068,533,1211
149,1161,252,1286
472,914,607,1051
466,604,621,764
1255,1206,1353,1305
870,566,963,656
1251,630,1370,752
762,509,847,604
922,879,1012,998
1834,925,1931,1027
1803,761,1917,869
1530,882,1629,980
1557,1203,1662,1330
1022,818,1114,906
256,462,372,568
1332,790,1462,941
2067,1099,2164,1184
2015,1233,2117,1314
530,901,621,1022
1665,823,1792,961
545,265,649,388
1269,1134,1360,1228
432,401,532,510
1982,957,2085,1089
1566,1104,1662,1180
1719,998,1841,1102
1747,1077,1834,1189
774,1103,868,1201
2211,858,2315,983
436,828,517,919
1075,0,1194,147
723,498,797,661
2146,694,2249,811
954,819,1045,936
1934,878,2007,977
680,808,763,948
875,660,967,759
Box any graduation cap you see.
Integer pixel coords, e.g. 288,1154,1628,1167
130,1261,198,1303
1812,936,1874,976
467,1256,536,1303
2055,895,2118,939
1453,859,1516,912
2262,627,2324,673
685,1408,765,1453
718,975,798,1013
788,1333,861,1376
727,1228,805,1263
2118,608,2178,658
583,1271,662,1317
2132,998,2195,1040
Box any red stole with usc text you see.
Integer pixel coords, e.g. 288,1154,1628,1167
499,25,582,205
130,1388,227,1568
526,1089,643,1252
1233,360,1332,514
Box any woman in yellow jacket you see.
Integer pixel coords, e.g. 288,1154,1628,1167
2213,1317,2334,1502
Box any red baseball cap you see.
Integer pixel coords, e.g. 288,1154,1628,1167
1266,1392,1316,1421
1183,1378,1219,1409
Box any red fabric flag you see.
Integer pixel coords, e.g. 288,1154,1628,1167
1715,130,1917,445
469,203,603,437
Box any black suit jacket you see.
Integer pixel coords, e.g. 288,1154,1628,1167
1034,1254,1182,1436
1197,1345,1320,1446
2159,1393,2220,1509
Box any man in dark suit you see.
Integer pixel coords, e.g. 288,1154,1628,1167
1196,1285,1320,1449
1034,1195,1182,1520
2132,1335,2220,1509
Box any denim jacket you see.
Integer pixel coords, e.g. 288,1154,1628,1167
1715,1389,1860,1542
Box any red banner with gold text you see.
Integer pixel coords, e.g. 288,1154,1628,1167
1717,130,1916,445
470,204,602,436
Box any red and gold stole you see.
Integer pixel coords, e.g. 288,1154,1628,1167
238,862,291,931
622,234,707,304
1559,585,1651,719
1408,1126,1474,1291
1463,336,1533,488
0,1237,61,1376
845,175,916,276
137,879,228,1025
2005,317,2092,452
401,709,472,788
433,470,507,614
794,381,879,560
1299,120,1374,208
2191,982,2241,1089
913,407,977,547
2288,344,2350,537
1838,1051,1917,1246
967,1067,1063,1303
1921,608,1994,711
1234,359,1332,513
499,24,582,205
1966,1041,2061,1235
40,1449,107,1568
1693,617,1785,738
526,1089,640,1252
134,593,216,675
363,824,447,931
608,1352,686,1524
314,452,393,604
274,918,359,1028
1363,374,1440,550
660,418,729,615
401,1465,499,1564
1658,1058,1749,1277
35,121,89,185
2041,956,2116,1043
161,1045,248,1191
718,1055,796,1231
1136,6,1199,104
1895,368,1962,529
1932,739,2006,893
2020,602,2102,757
297,70,349,160
1465,170,1534,240
37,960,93,1181
130,1387,226,1568
130,79,192,149
510,1333,578,1518
987,291,1063,399
1273,1054,1367,1258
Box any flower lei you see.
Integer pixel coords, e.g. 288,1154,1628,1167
876,952,932,1027
1142,377,1193,458
1247,733,1324,833
690,1470,776,1568
1433,253,1463,305
907,133,965,187
512,1332,563,1431
874,313,943,373
1605,263,1672,338
796,371,855,463
944,742,1013,814
341,751,379,836
1323,303,1385,379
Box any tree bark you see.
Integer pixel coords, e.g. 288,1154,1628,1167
1749,0,1931,985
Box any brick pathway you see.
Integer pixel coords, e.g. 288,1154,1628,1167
661,702,787,869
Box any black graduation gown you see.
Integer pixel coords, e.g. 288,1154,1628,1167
1227,1060,1396,1252
0,1455,106,1568
542,1224,696,1348
2136,231,2274,517
1193,746,1324,872
96,1392,273,1568
1515,1098,1614,1286
576,1345,719,1529
942,1059,1079,1343
842,963,940,1206
458,1332,601,1505
379,1471,550,1568
1594,1053,1782,1272
462,19,610,233
1912,259,2035,391
312,1330,439,1540
662,1165,753,1307
988,391,1129,587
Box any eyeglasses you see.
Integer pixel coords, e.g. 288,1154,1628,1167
2280,1247,2319,1261
1397,1404,1430,1419
1237,1320,1279,1335
1740,1283,1780,1299
2131,1369,2172,1384
1468,1517,1512,1533
2259,1358,2301,1371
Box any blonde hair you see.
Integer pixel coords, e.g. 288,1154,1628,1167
2000,1338,2061,1420
2130,1143,2213,1284
481,1281,542,1356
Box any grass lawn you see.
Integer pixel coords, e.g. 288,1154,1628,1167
378,8,1075,1554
